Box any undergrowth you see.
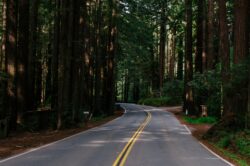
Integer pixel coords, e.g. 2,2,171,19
184,116,217,124
206,130,250,166
138,96,181,107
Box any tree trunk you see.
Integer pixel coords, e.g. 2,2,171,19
177,37,183,80
0,0,6,71
207,0,215,69
159,2,166,92
202,2,207,71
247,0,250,129
56,0,75,128
184,0,195,115
71,0,81,123
28,0,39,111
233,0,249,64
35,54,42,106
169,31,176,80
52,0,60,128
0,0,7,118
81,0,93,114
16,0,29,123
133,78,140,103
105,0,117,115
6,0,17,129
57,0,69,129
94,0,103,115
195,0,203,73
233,0,249,126
124,70,129,103
247,58,250,128
218,0,230,117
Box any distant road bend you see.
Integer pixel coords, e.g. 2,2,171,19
0,103,233,166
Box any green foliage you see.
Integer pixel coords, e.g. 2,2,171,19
184,116,217,124
91,115,107,122
191,68,222,117
217,135,232,148
61,106,87,128
215,145,249,166
211,130,250,165
226,61,249,95
138,97,176,107
138,80,183,106
163,80,183,105
22,111,56,131
116,0,186,102
235,131,250,156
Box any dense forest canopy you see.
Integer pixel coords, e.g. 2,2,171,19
0,0,249,134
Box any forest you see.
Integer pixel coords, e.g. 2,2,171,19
0,0,250,164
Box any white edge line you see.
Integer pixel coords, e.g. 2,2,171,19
183,124,234,166
199,142,235,166
183,125,192,135
0,107,127,163
146,106,234,166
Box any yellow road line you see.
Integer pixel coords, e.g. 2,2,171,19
113,111,152,166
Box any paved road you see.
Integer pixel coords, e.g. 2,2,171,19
0,104,232,166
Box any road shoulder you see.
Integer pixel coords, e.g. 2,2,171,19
0,110,123,160
164,106,237,166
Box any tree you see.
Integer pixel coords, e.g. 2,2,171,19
247,1,250,129
207,0,215,69
233,0,249,64
159,1,167,92
5,0,17,128
16,0,29,123
218,0,230,116
183,0,195,115
105,0,117,115
232,0,249,126
195,0,203,73
93,0,104,116
28,0,39,111
177,37,183,80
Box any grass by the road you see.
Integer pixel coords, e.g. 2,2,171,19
183,116,217,124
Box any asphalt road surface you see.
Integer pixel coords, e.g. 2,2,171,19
0,103,233,166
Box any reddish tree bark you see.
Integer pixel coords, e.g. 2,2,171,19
233,0,249,64
159,2,167,92
218,0,230,116
207,0,215,69
6,0,18,128
184,0,195,115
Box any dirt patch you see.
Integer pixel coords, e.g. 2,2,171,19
165,106,238,166
166,106,211,139
0,110,123,160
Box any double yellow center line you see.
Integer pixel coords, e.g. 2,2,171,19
113,111,152,166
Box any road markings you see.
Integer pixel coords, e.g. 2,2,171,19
199,142,235,166
113,111,151,166
183,125,192,135
0,109,127,164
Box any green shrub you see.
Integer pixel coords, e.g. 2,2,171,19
184,116,217,124
217,135,232,148
191,68,222,118
235,132,250,156
139,97,177,107
163,80,183,105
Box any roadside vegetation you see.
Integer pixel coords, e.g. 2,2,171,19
0,0,250,165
